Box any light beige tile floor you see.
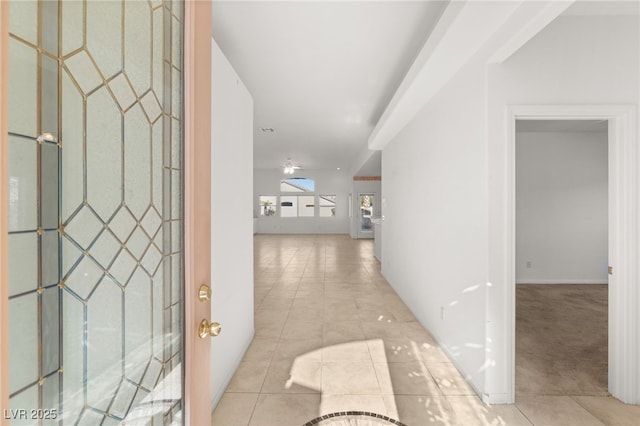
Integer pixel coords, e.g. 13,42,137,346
211,234,638,426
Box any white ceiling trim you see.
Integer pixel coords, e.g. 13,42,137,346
488,1,575,64
367,0,576,151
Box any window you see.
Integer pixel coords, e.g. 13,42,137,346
280,177,315,192
259,196,277,216
298,195,315,217
280,196,298,217
319,195,336,217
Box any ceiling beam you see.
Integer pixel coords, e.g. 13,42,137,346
367,0,574,151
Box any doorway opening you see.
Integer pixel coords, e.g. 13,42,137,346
515,119,609,397
505,105,638,404
357,193,375,239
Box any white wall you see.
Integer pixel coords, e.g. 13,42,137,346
382,12,638,403
487,14,639,402
210,39,254,407
254,169,351,234
382,57,489,395
516,130,608,284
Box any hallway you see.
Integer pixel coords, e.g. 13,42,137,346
211,235,640,426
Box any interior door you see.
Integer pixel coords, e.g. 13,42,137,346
0,0,212,423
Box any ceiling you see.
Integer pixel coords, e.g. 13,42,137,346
212,1,448,172
516,120,608,133
563,0,639,16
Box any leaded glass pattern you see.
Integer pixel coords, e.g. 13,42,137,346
7,1,184,424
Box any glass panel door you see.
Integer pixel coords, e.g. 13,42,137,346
359,194,374,233
7,1,185,424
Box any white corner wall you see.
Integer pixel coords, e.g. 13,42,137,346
211,39,254,407
516,130,608,284
254,169,350,234
382,12,639,404
382,57,489,396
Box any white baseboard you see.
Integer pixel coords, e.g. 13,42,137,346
516,279,607,284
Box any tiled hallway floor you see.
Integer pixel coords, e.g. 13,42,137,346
211,235,640,426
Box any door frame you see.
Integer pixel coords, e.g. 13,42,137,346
505,105,639,404
0,0,9,419
183,0,212,424
0,0,213,422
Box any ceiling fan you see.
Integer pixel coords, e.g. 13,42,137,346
283,158,302,174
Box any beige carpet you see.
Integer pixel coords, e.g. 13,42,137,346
516,284,608,397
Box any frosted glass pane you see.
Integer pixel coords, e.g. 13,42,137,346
61,235,83,277
141,91,162,122
127,227,151,260
103,416,120,426
124,104,151,219
163,257,171,309
10,385,38,420
9,0,37,45
142,244,162,276
92,230,121,269
152,269,163,358
41,0,59,55
62,0,83,56
42,287,60,375
9,294,38,393
64,50,103,95
87,0,122,79
64,206,103,249
9,38,37,137
171,118,181,169
171,254,181,304
152,121,163,209
65,255,103,300
109,208,137,243
125,268,151,382
62,290,84,422
152,8,164,104
171,304,181,357
109,73,137,111
141,208,162,237
41,143,59,229
110,381,137,418
78,410,105,425
8,233,37,296
141,359,162,390
298,195,315,217
171,170,181,220
87,278,122,411
125,0,152,95
8,136,37,232
86,87,122,221
41,230,59,287
42,373,60,416
110,248,137,286
41,55,60,138
171,68,181,119
171,16,181,70
171,220,181,254
61,70,84,222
